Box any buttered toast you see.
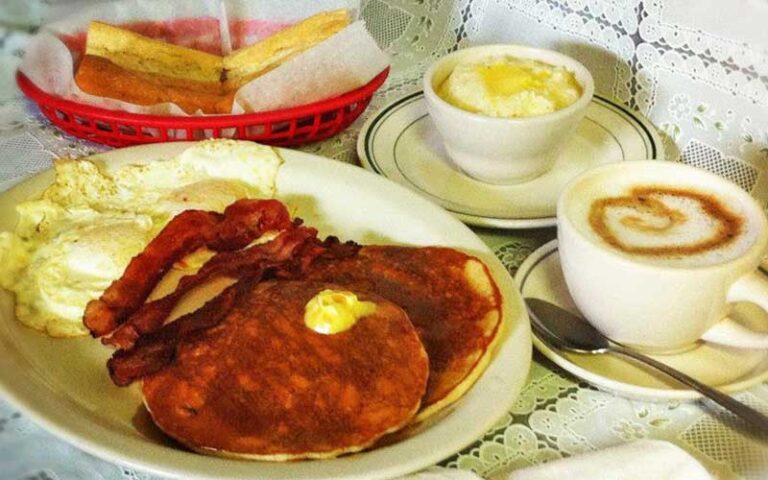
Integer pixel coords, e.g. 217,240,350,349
85,21,223,84
75,10,352,113
223,9,350,91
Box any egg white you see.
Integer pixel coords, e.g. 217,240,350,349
0,140,283,337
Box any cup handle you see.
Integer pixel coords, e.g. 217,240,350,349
701,271,768,349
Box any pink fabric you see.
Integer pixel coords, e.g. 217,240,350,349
229,19,293,49
58,17,223,56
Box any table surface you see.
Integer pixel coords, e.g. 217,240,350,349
1,1,767,479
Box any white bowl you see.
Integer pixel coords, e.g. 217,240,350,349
423,44,594,184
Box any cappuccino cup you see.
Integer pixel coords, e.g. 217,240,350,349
557,160,768,353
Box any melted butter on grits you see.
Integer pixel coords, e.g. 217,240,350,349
438,55,582,118
304,289,377,334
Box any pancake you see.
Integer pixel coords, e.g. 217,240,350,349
304,246,503,422
141,280,429,460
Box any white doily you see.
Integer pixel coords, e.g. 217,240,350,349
1,1,767,479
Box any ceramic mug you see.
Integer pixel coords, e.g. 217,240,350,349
423,44,594,185
557,160,768,353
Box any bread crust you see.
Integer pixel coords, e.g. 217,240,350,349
222,9,351,91
86,21,223,84
75,55,233,114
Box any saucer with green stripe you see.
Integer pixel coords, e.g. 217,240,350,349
358,91,664,229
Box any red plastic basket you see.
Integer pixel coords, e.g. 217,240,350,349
17,68,389,148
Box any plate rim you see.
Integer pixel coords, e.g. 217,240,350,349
0,141,532,480
514,239,768,401
357,91,665,230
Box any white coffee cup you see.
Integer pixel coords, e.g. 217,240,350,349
557,160,768,353
423,44,594,184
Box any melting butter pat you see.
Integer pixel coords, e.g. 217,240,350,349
438,55,582,118
304,289,377,334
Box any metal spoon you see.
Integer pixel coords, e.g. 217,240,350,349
525,297,768,435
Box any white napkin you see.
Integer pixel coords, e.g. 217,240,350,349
401,440,712,480
504,440,712,480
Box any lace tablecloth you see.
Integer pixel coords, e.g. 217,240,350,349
1,1,767,479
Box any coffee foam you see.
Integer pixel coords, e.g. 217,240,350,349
570,184,759,268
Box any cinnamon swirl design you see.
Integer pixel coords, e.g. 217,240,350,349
588,186,750,265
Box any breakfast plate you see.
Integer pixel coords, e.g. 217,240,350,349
358,92,664,229
0,142,531,480
515,240,768,401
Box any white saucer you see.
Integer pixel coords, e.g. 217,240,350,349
358,92,664,229
514,240,768,401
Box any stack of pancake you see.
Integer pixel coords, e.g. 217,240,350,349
74,10,350,113
86,199,503,460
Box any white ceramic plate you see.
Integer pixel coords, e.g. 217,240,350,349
515,240,768,401
358,92,664,229
0,142,531,480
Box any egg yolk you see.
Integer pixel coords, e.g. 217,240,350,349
304,289,377,334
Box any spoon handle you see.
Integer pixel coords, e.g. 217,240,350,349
609,344,768,435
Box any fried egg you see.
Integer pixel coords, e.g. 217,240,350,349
0,140,283,337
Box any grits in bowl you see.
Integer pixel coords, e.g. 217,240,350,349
423,44,594,183
437,55,582,118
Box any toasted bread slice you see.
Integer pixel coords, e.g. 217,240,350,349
75,55,233,114
79,11,351,112
222,9,350,91
85,21,223,84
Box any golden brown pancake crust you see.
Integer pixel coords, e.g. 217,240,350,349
303,246,502,413
141,280,428,458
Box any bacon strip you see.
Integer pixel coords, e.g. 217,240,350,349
84,209,221,337
211,198,292,251
108,285,240,387
86,196,362,386
84,199,292,338
103,225,320,349
106,233,361,386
